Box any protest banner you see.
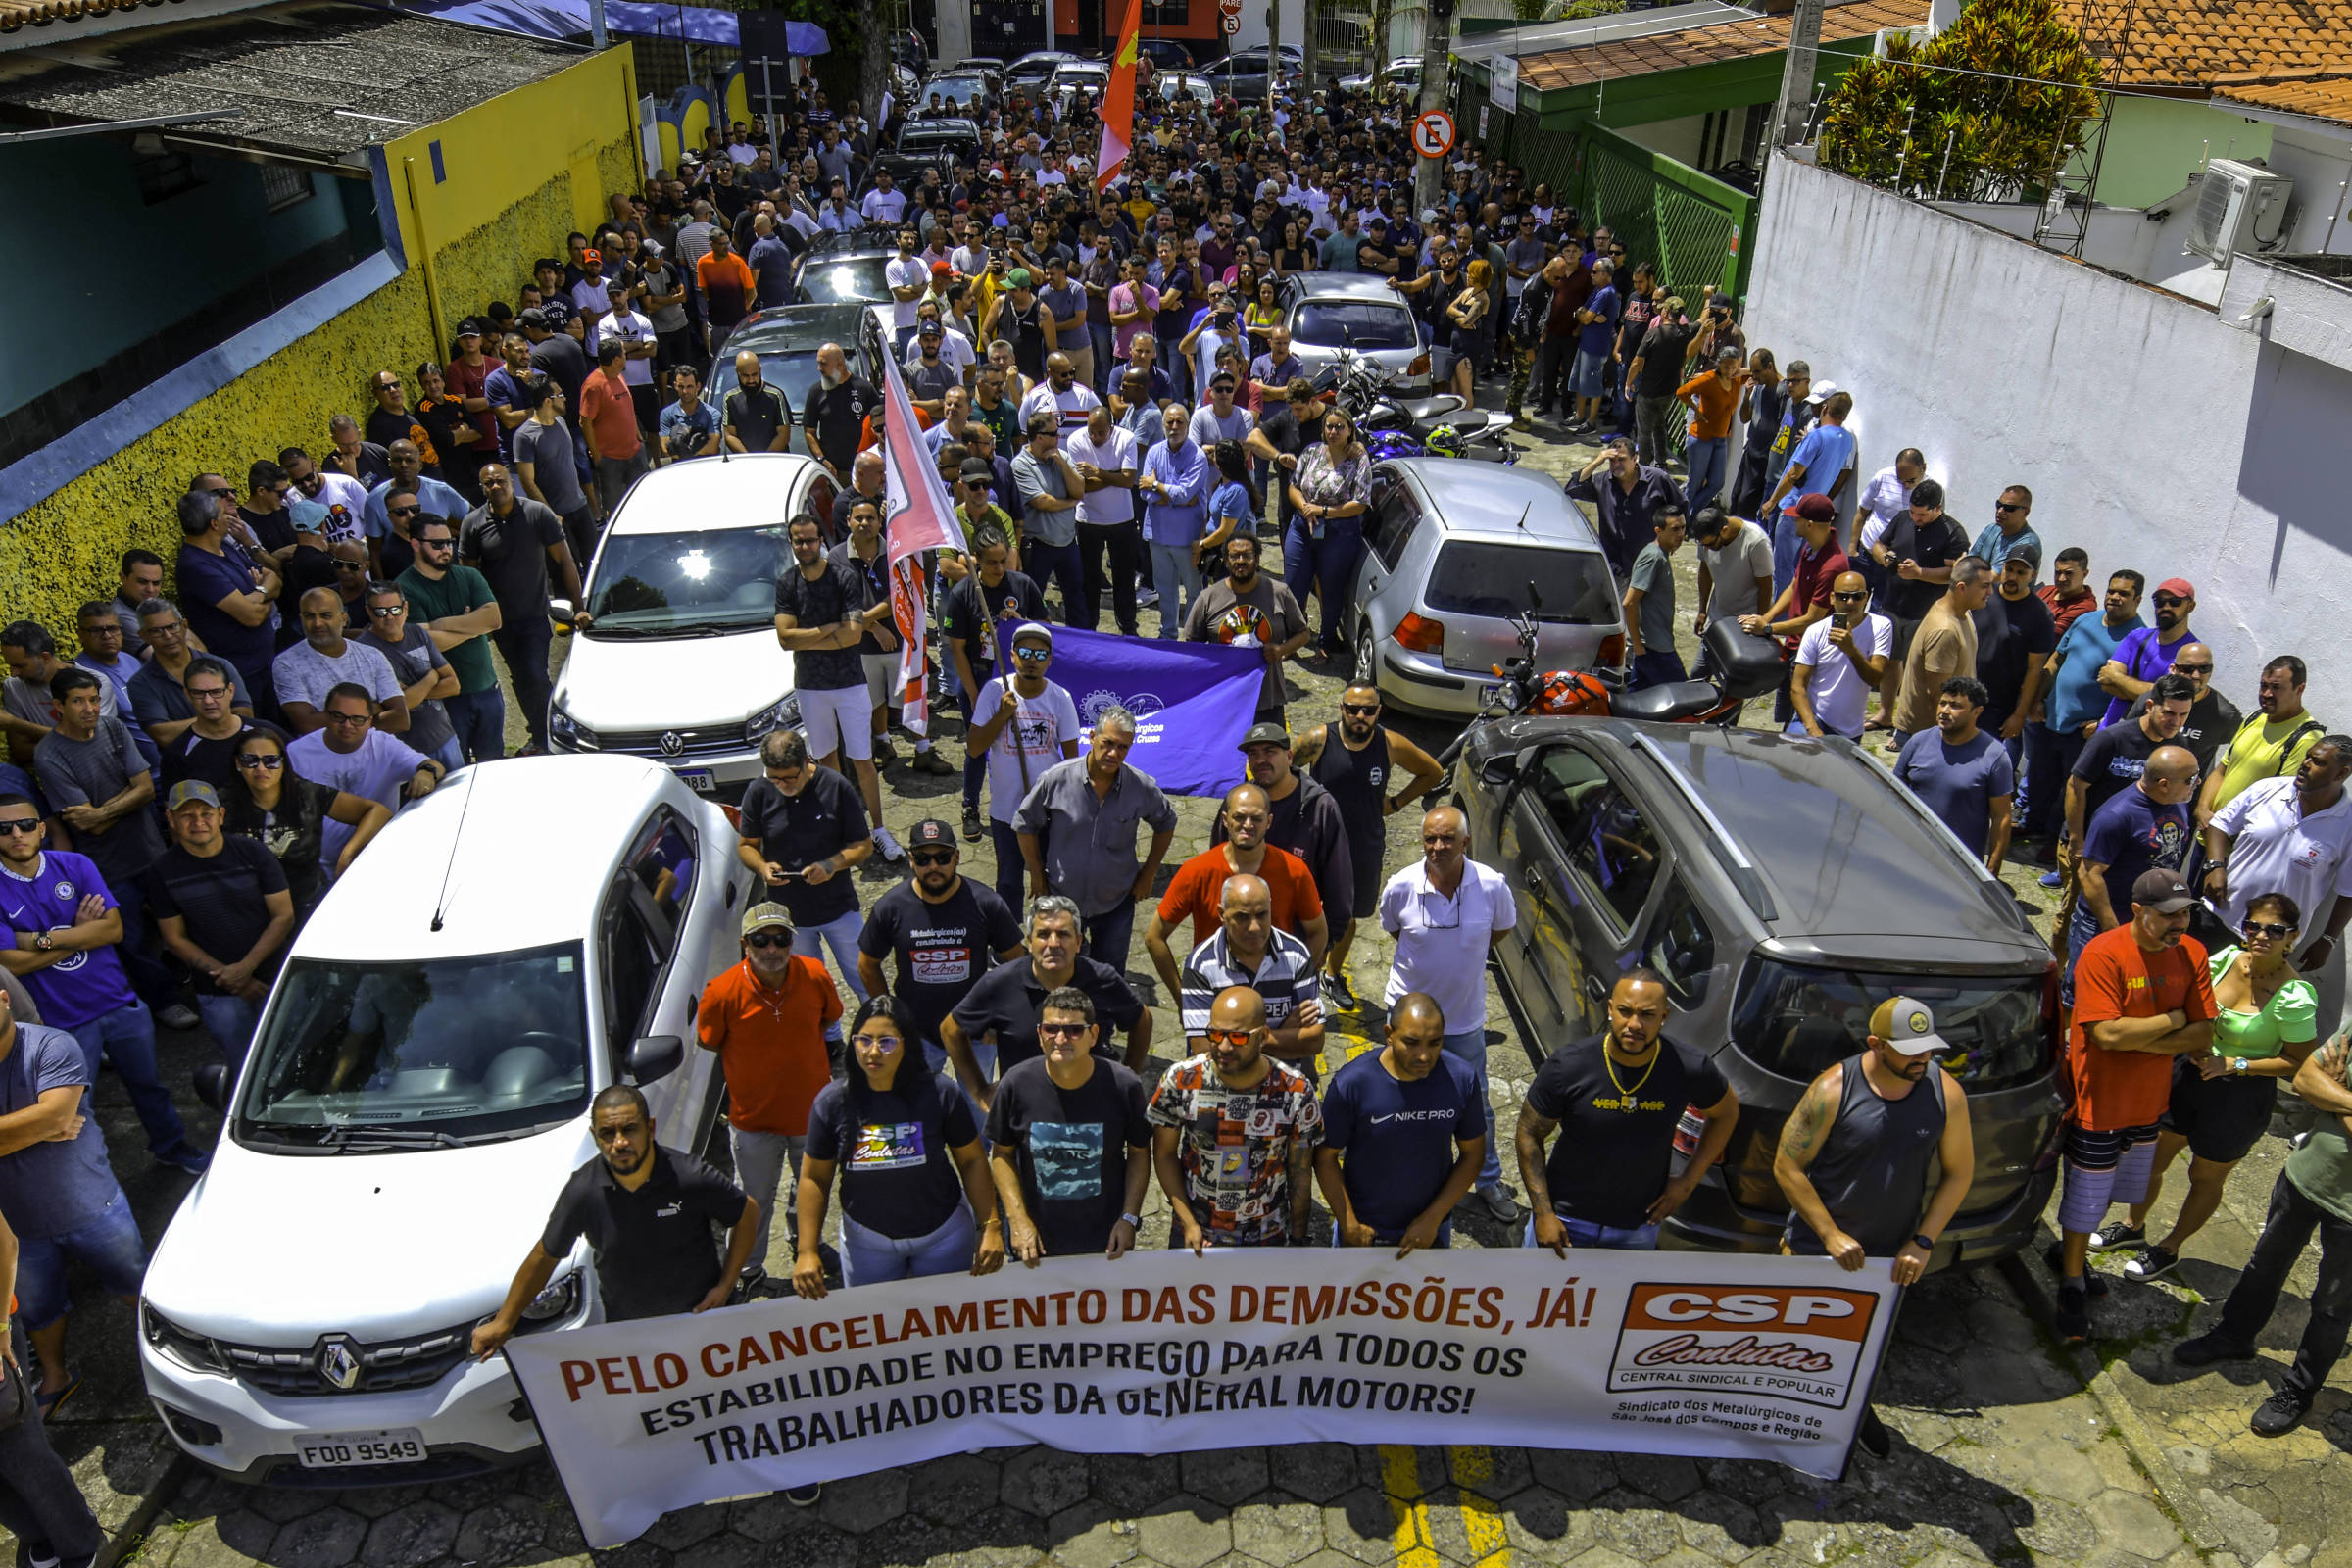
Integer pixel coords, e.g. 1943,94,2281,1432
506,1249,1899,1547
993,622,1264,796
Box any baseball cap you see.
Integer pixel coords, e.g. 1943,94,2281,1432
166,780,221,811
516,307,548,330
455,318,484,338
604,279,629,296
581,247,602,266
1006,267,1033,288
1239,722,1290,749
741,901,795,938
2132,868,2196,912
2004,540,2043,570
1869,997,1947,1057
958,459,995,483
905,818,957,851
919,318,944,336
1807,379,1840,403
931,259,954,276
2156,577,2196,600
1793,493,1838,523
1011,620,1054,650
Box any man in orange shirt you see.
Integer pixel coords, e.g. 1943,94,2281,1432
2055,867,2216,1342
578,339,647,527
1675,345,1747,514
696,902,842,1281
696,228,758,357
1142,782,1327,1000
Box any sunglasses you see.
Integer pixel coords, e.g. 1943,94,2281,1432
1037,1020,1090,1039
1993,501,2027,513
2243,920,2295,940
206,486,235,500
334,560,368,572
368,604,405,618
389,504,421,517
910,850,955,866
0,818,41,836
745,930,793,948
2153,593,2188,607
1013,645,1051,660
1831,589,1869,602
1204,1027,1255,1046
2171,662,2212,675
375,380,401,392
416,535,454,550
1341,703,1379,715
235,754,284,770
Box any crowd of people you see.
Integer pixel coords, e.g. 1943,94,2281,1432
3,49,2351,1568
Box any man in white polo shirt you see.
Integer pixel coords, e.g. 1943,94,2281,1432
2200,734,2352,969
1380,804,1520,1222
1063,404,1142,637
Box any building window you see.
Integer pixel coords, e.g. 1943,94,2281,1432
131,148,204,206
1143,0,1188,22
261,164,315,212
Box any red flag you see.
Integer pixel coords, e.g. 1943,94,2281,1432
1096,0,1143,192
880,358,967,738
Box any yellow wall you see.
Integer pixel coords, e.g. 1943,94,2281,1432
1,47,643,639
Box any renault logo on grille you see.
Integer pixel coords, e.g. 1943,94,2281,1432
317,1335,363,1391
659,731,685,757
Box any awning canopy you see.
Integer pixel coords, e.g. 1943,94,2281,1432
406,0,826,52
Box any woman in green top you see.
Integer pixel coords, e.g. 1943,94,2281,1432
2113,892,2320,1281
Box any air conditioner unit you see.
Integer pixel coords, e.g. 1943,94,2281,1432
1873,24,1930,55
2186,159,2294,266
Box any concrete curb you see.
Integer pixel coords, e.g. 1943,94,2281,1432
1994,1255,2226,1555
94,1450,191,1568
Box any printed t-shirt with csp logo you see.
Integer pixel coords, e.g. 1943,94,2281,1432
858,877,1023,1045
805,1068,979,1241
1524,1034,1729,1230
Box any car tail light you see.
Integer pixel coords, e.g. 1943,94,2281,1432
1407,352,1431,377
1393,612,1445,653
1597,633,1627,668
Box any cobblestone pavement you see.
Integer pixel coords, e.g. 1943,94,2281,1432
24,414,2350,1568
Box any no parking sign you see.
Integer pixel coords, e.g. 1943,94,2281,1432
1412,109,1455,158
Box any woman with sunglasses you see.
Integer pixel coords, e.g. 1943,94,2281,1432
794,994,1004,1294
220,725,391,917
2101,892,2319,1283
1284,405,1370,665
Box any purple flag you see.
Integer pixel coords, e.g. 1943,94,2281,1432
997,623,1265,798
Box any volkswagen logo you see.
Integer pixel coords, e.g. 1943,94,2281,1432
658,731,685,757
317,1335,363,1392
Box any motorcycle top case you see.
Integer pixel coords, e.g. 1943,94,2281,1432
1704,618,1787,702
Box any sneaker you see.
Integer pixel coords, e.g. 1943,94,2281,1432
1137,587,1161,608
1854,1406,1891,1459
2039,868,2064,889
785,1483,825,1506
872,737,898,769
2172,1331,2256,1367
2251,1388,2309,1437
873,826,906,862
157,1003,200,1031
2088,1221,2147,1252
2124,1246,2180,1282
961,806,984,843
2055,1284,2090,1345
1476,1184,1521,1223
911,747,954,776
157,1147,212,1178
2043,1242,2109,1296
1325,971,1361,1012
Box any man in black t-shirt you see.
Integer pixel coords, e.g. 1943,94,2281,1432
945,896,1150,1109
773,512,897,858
940,525,1047,840
985,986,1152,1261
460,465,581,754
1512,970,1739,1250
721,351,791,453
1971,543,2058,740
2123,643,2239,773
802,343,877,482
736,727,874,994
858,819,1024,1078
1244,379,1323,535
2065,675,2196,854
147,779,294,1068
473,1085,756,1356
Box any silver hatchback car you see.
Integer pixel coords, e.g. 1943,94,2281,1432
1344,461,1627,717
1279,273,1432,393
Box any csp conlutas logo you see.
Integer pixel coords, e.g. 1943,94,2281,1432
1607,1284,1881,1409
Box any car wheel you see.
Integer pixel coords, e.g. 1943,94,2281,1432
1354,623,1378,689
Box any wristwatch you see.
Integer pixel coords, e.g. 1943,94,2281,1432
1911,1232,1936,1252
1118,1211,1142,1229
32,930,54,954
2231,1057,2248,1074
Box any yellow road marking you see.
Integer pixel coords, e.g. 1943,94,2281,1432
1381,1444,1513,1568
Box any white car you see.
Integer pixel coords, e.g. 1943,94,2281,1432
139,756,753,1483
549,453,839,795
1047,61,1108,112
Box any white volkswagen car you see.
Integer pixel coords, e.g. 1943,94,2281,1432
549,452,845,796
138,756,755,1483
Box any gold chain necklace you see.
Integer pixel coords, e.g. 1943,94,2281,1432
1604,1042,1659,1108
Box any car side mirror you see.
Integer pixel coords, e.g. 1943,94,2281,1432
626,1034,685,1084
1479,753,1522,787
548,597,574,628
192,1062,229,1114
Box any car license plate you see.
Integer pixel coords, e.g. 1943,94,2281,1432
1480,680,1507,707
676,767,716,794
295,1428,426,1469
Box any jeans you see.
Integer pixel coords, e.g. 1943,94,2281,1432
1525,1212,1660,1250
842,1203,978,1287
2216,1169,2352,1401
990,820,1029,915
1147,542,1204,638
16,1193,144,1328
195,992,261,1071
107,887,180,1019
444,686,508,763
1770,509,1807,597
493,616,554,751
430,734,466,772
1443,1028,1503,1189
791,909,868,1014
2022,720,2087,842
1634,395,1678,466
1683,435,1729,513
730,1127,806,1273
1023,538,1086,624
1080,900,1137,974
1629,649,1689,691
1282,514,1365,657
1528,334,1575,413
1088,324,1114,392
68,999,195,1162
1078,521,1143,634
0,1324,103,1568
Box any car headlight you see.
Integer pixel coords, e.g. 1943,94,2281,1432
549,700,596,751
141,1299,227,1374
745,693,801,743
520,1270,582,1325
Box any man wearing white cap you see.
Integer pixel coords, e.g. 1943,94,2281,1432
1774,994,1976,1458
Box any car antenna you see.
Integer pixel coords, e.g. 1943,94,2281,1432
428,769,478,933
1515,503,1532,530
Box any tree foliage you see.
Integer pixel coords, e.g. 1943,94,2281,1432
1816,0,2100,202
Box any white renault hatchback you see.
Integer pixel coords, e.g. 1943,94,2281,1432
548,452,844,796
138,755,756,1483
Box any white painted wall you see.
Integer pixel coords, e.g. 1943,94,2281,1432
1745,150,2352,726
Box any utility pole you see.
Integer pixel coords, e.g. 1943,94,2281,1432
589,0,606,50
1771,0,1823,148
1267,0,1280,124
1301,0,1317,99
1414,0,1453,213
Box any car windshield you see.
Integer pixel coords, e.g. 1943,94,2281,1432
710,344,835,414
926,79,987,106
796,255,894,304
1294,302,1419,351
1730,960,2055,1092
1424,542,1619,624
585,525,792,635
900,124,975,151
236,944,591,1148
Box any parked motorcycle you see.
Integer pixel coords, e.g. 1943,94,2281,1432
1312,352,1518,463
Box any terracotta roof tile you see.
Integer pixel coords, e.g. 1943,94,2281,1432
2052,0,2352,89
1518,0,1933,91
2216,73,2352,122
0,0,186,32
